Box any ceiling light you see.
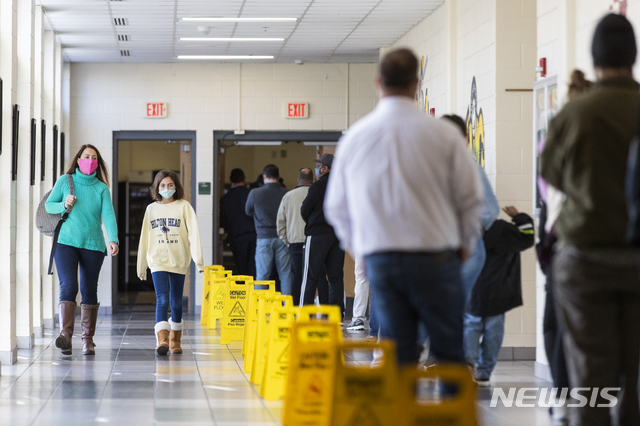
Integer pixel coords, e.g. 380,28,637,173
180,37,284,42
303,142,338,146
177,55,274,60
182,17,297,23
234,141,282,146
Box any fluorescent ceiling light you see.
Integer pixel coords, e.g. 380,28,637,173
303,142,338,146
180,37,284,42
183,17,297,23
177,55,274,60
235,141,282,146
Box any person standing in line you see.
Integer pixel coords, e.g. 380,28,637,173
276,167,329,305
138,170,204,356
300,153,346,318
464,206,534,386
45,144,119,356
220,168,257,277
245,164,293,294
325,48,483,366
346,257,369,331
541,14,640,426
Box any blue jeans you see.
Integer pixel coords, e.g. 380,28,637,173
463,313,505,379
365,251,465,366
54,243,105,305
152,271,185,323
255,237,293,296
369,291,379,338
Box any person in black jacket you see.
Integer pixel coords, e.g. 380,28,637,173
300,153,345,318
464,206,534,385
220,169,256,277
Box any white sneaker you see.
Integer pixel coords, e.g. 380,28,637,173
346,319,365,331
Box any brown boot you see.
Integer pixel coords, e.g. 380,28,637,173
56,301,76,355
81,304,100,355
155,321,170,355
169,318,183,354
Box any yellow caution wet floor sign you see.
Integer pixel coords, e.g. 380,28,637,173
242,290,280,374
220,275,253,345
281,320,343,426
330,341,399,426
242,280,276,357
207,269,232,329
201,265,224,325
299,305,343,326
399,364,478,426
260,306,300,400
250,294,293,385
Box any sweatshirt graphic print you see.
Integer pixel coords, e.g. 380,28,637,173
137,199,204,279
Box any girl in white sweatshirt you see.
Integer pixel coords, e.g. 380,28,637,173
137,170,204,355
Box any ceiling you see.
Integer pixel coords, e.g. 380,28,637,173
38,0,444,63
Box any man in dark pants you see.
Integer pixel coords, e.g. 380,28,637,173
542,14,640,426
220,168,256,277
300,153,345,318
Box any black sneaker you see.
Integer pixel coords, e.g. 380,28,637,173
346,318,365,331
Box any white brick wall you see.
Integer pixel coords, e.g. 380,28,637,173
69,62,378,309
386,0,537,349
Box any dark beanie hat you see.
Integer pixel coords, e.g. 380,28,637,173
592,13,637,68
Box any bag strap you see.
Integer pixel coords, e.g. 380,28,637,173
61,174,75,220
48,174,75,275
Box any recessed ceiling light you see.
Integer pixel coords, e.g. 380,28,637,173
182,17,297,23
177,55,274,60
180,37,284,42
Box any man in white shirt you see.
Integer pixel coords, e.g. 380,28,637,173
325,48,483,365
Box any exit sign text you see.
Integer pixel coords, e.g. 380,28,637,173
285,103,309,119
144,102,168,118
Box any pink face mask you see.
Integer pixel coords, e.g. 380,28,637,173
78,158,99,175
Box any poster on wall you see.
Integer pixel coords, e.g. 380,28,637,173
610,0,628,15
533,76,559,215
416,55,429,114
465,77,485,168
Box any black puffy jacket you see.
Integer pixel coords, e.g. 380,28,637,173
467,213,534,317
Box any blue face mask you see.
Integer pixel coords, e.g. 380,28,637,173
315,167,322,178
159,189,176,199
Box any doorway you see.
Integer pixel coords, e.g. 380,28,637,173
212,131,342,265
112,131,197,314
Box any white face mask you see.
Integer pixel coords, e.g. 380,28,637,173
159,189,176,199
315,166,322,178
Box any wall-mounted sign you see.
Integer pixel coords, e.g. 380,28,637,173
198,182,211,195
144,102,168,118
285,103,309,119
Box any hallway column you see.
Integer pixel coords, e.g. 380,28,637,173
0,0,19,365
15,0,35,349
32,6,45,338
41,30,56,329
558,0,576,104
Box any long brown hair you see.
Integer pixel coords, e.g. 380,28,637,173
65,144,110,187
150,170,184,202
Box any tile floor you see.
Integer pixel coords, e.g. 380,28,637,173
0,313,555,425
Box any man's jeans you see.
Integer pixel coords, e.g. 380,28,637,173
256,237,293,296
365,251,465,366
463,313,505,379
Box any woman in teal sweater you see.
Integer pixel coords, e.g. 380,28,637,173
45,144,119,356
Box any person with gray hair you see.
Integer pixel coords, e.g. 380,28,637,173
542,13,640,426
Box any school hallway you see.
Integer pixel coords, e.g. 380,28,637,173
0,313,553,426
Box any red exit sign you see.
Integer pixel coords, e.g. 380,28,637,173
285,103,309,119
143,102,168,118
